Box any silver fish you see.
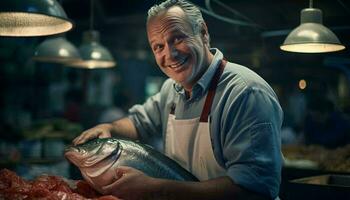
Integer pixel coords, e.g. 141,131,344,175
64,138,198,193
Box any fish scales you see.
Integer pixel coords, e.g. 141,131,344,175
65,138,198,194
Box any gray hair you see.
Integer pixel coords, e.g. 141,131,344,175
147,0,208,37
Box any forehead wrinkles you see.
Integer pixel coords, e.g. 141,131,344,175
149,13,193,38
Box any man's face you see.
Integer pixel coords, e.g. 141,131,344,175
147,6,210,89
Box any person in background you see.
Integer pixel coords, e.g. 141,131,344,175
304,97,350,149
73,0,283,199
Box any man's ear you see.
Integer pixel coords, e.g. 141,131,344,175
200,22,209,45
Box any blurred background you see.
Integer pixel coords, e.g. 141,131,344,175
1,0,350,198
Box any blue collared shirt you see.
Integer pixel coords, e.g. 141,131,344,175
128,48,283,198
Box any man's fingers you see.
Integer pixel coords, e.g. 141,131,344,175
73,130,98,145
99,134,110,139
72,123,113,146
73,132,87,145
115,166,132,174
102,166,132,194
72,135,83,145
97,195,122,200
72,132,86,145
102,177,123,194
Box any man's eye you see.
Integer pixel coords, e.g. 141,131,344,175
153,44,163,52
174,37,183,44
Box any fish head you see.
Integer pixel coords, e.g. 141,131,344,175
64,138,121,168
65,138,123,193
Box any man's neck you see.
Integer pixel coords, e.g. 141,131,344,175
184,89,192,99
182,48,214,99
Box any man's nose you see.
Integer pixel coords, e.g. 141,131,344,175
165,44,178,59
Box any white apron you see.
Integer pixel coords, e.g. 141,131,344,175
165,60,227,180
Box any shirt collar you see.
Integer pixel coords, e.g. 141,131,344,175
173,48,224,98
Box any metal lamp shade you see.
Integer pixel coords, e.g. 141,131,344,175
0,0,73,37
33,36,81,63
280,8,345,53
66,31,116,69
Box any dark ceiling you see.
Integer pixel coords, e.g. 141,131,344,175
1,0,350,88
59,0,350,85
61,0,350,33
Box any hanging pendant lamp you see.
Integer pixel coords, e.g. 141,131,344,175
65,0,115,69
66,30,116,69
280,0,345,53
0,0,73,37
33,35,81,63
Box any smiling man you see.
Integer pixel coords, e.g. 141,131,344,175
73,0,283,199
147,5,212,95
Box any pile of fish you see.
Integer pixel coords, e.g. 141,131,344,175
65,137,198,193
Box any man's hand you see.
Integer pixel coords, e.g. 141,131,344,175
73,123,113,145
100,166,269,200
102,166,158,200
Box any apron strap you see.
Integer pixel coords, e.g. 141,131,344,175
170,103,176,115
200,59,227,122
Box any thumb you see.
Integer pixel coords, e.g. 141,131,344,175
115,166,132,178
99,133,111,138
98,195,123,200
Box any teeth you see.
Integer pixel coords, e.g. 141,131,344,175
168,58,186,68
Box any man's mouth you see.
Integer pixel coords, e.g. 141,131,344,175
167,57,188,69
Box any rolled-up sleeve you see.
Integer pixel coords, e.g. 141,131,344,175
220,87,283,198
128,79,174,146
128,93,162,142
